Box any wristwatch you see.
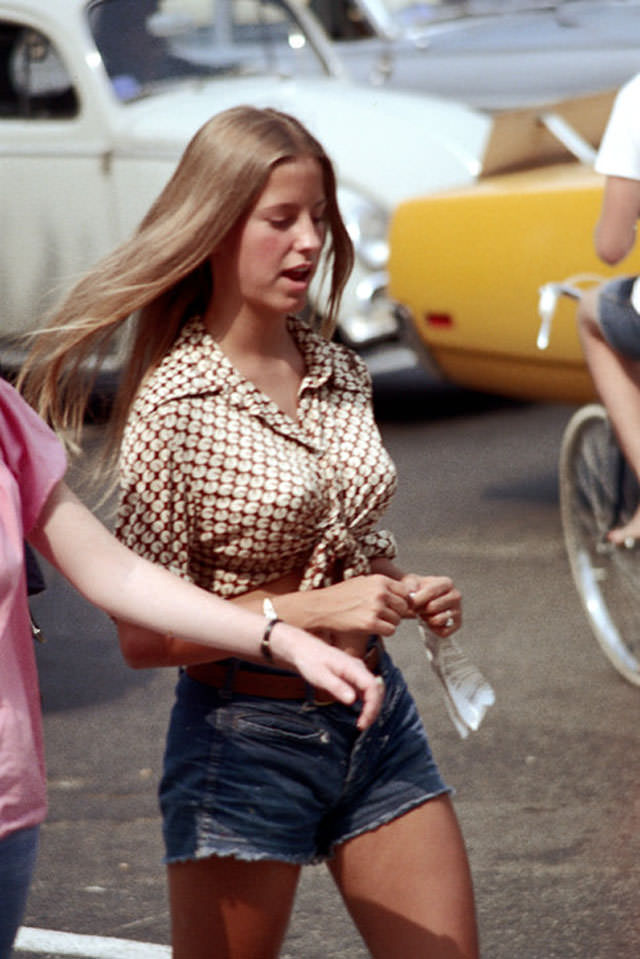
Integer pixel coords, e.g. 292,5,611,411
263,597,279,624
261,598,281,662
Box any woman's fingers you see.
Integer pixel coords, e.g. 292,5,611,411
370,577,412,631
322,575,411,636
430,605,461,635
282,627,384,727
297,648,385,729
356,674,385,730
406,575,462,634
331,655,384,730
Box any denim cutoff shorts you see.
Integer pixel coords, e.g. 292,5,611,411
597,276,640,359
159,647,452,865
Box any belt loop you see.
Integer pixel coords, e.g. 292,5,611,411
365,635,383,670
302,682,315,709
220,660,239,702
302,682,333,709
305,681,337,708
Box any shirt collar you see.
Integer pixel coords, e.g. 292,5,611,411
134,315,361,415
131,316,363,449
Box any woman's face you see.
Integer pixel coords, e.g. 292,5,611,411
212,155,327,321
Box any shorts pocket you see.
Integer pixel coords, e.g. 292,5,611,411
209,699,329,746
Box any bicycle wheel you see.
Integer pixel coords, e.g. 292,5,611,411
559,403,640,685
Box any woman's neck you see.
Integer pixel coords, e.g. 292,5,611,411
203,302,305,418
203,299,291,359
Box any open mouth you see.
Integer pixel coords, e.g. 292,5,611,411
282,264,313,283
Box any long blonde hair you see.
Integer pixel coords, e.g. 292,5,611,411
18,106,354,458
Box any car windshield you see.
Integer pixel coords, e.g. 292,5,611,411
87,0,331,102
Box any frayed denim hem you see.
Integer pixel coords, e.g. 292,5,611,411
163,785,455,867
163,846,323,867
325,785,455,861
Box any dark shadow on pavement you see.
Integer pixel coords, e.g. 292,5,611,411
484,470,559,506
31,561,154,714
372,367,526,423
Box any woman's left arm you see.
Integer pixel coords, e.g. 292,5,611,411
369,557,462,637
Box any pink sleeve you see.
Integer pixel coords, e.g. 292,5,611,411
0,380,67,535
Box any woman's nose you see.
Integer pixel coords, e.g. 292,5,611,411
295,213,323,251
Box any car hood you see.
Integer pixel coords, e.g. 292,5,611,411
108,76,489,206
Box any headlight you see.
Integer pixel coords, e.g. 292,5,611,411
338,188,389,272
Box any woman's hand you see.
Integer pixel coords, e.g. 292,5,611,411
401,574,462,637
270,623,385,729
309,574,412,637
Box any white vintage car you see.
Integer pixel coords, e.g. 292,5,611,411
308,0,640,110
0,0,489,378
309,0,640,109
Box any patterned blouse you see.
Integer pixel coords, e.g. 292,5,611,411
116,316,398,597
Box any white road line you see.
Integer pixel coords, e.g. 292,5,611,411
16,927,171,958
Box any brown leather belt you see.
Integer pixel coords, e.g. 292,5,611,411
186,642,382,706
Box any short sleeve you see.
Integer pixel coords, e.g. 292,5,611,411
0,380,67,535
116,406,193,581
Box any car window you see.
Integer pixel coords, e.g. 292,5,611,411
308,0,376,39
88,0,329,102
0,22,78,119
309,0,617,36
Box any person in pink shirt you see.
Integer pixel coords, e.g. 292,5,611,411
0,377,383,959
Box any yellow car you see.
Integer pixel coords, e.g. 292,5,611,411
388,90,640,405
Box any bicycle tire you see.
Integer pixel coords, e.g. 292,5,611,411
559,403,640,685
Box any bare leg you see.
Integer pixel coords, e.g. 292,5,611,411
168,856,301,959
577,287,640,543
328,795,478,959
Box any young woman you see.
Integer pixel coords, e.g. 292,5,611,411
19,106,478,959
0,377,382,959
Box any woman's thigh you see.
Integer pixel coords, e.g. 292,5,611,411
168,856,301,959
329,795,478,959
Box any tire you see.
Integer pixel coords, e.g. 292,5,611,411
559,403,640,685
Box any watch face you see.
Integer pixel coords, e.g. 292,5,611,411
263,597,279,623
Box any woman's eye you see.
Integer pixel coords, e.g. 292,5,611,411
269,217,294,229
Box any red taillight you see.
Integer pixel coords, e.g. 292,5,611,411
425,312,453,328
